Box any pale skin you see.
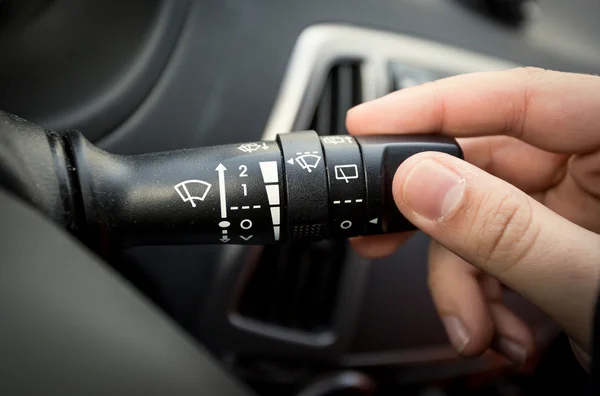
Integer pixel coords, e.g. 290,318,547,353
347,67,600,366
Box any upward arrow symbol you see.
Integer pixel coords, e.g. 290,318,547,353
216,163,227,219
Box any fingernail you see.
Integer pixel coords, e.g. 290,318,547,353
497,337,527,364
401,160,464,221
442,316,470,353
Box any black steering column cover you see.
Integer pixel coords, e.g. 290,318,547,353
0,188,253,396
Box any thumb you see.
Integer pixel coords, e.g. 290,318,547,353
393,152,600,350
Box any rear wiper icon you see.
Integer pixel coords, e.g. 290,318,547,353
293,152,321,173
174,180,212,208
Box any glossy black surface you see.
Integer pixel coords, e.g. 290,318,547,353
320,135,366,237
356,135,463,234
67,130,459,247
0,111,72,227
70,132,284,247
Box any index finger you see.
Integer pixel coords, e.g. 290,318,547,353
347,67,600,154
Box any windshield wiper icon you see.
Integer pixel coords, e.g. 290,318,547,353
174,180,212,208
293,152,321,173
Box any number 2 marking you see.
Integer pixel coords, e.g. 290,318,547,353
242,184,247,196
239,165,248,177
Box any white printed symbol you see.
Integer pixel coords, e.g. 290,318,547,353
265,185,280,205
323,136,353,145
260,161,281,242
219,221,230,243
294,152,321,173
369,218,378,224
270,207,280,226
340,220,353,230
240,235,253,241
259,161,279,184
334,164,359,183
216,164,228,219
174,180,212,208
240,219,253,230
238,142,269,153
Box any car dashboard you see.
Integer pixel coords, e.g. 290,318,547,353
1,0,599,394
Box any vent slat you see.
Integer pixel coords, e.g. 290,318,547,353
287,246,313,329
305,243,336,330
281,246,303,328
334,63,354,135
317,243,346,327
315,75,333,136
266,244,291,324
310,61,362,135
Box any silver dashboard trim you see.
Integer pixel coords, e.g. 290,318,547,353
262,23,519,140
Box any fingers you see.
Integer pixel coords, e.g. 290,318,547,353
428,242,535,364
547,152,600,234
489,303,535,365
347,67,600,154
349,137,567,257
458,136,568,194
349,232,415,259
393,151,600,350
428,241,495,357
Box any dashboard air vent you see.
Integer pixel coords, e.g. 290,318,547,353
237,241,346,333
309,61,362,135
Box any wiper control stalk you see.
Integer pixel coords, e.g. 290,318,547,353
67,130,462,246
0,112,462,248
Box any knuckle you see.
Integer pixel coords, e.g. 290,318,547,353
420,80,447,132
472,191,538,273
515,66,548,78
510,67,547,139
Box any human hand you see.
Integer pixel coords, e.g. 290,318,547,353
347,67,600,366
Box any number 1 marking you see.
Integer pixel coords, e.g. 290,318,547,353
242,184,247,196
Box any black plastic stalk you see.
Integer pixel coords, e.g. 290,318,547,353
355,134,464,234
278,131,328,241
64,130,462,247
0,111,75,228
67,132,285,247
0,110,463,248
